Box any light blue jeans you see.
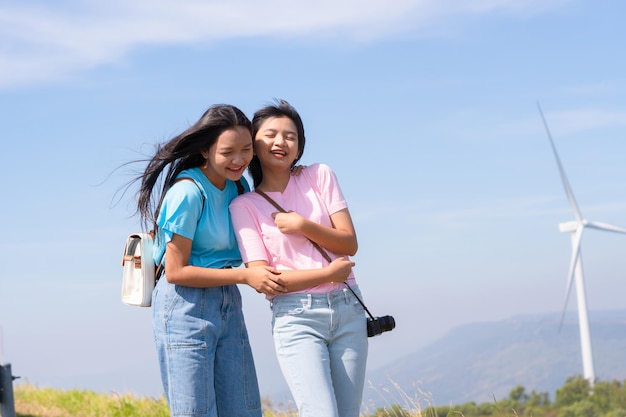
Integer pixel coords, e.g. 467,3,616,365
271,286,369,417
152,278,262,417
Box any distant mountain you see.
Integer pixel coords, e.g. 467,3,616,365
363,310,626,409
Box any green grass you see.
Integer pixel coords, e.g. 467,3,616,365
13,384,418,417
14,376,626,417
14,385,310,417
15,384,170,417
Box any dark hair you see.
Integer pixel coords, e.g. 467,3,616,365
135,104,251,230
248,99,306,188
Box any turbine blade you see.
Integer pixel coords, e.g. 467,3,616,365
586,221,626,234
537,103,583,222
559,225,584,330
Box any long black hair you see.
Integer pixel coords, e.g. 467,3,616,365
248,99,306,188
134,104,251,230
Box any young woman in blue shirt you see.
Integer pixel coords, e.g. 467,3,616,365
133,104,287,417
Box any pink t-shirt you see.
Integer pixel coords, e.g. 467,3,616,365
229,163,356,297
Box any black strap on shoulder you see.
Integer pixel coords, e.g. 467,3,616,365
174,177,206,212
235,179,244,195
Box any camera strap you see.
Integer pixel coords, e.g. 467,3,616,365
255,189,376,320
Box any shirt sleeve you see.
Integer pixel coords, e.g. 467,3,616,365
309,163,347,215
158,180,204,240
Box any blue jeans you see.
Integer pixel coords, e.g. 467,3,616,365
152,278,262,417
271,286,369,417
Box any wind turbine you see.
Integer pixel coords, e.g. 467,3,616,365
538,103,626,387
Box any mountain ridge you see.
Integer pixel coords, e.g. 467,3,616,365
363,309,626,408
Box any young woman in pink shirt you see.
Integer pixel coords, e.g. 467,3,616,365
229,100,368,417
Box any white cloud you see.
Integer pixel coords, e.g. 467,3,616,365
0,0,571,89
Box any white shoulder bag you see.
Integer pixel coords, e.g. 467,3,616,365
121,232,156,307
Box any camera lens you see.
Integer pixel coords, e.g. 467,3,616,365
380,316,395,332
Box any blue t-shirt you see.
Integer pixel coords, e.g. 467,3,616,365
153,167,249,269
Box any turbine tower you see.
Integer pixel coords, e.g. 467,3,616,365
538,103,626,387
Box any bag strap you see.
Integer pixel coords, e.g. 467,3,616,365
121,234,142,268
235,179,244,195
126,235,141,256
176,177,206,210
254,189,375,319
255,189,331,263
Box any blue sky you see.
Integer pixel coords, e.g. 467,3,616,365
1,0,626,403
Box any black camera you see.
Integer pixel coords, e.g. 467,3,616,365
367,315,396,337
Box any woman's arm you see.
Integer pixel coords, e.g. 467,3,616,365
245,257,354,293
163,233,288,295
272,208,358,256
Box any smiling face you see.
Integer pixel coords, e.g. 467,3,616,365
254,116,300,171
201,125,253,189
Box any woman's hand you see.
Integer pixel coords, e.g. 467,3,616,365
326,257,355,283
245,266,287,295
272,211,307,234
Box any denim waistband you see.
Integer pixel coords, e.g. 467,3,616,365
271,285,361,308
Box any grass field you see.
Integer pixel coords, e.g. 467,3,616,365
12,375,626,417
12,385,361,417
